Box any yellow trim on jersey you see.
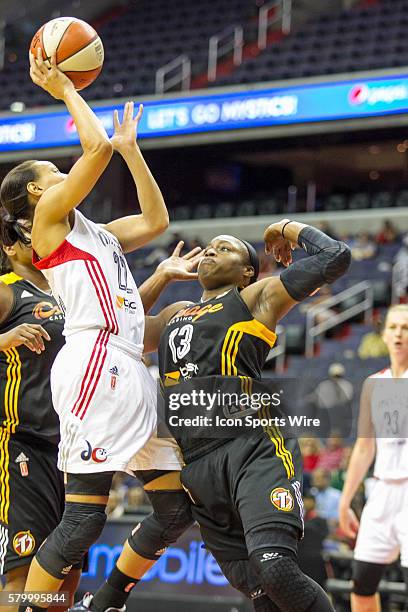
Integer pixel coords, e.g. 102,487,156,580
239,375,253,397
0,272,22,285
261,406,295,480
221,319,277,376
0,348,21,523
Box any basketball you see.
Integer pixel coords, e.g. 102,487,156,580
29,17,104,91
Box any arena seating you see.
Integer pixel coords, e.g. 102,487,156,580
1,0,407,110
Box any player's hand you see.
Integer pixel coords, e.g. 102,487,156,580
111,102,143,153
29,50,74,100
264,219,296,267
156,241,203,281
0,324,51,354
339,503,360,538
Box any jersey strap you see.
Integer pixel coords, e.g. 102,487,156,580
221,319,276,375
0,272,23,285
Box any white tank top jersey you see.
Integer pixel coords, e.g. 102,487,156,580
33,210,145,350
369,367,408,481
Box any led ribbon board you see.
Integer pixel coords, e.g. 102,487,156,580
1,74,408,151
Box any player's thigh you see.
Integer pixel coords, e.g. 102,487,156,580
232,433,304,539
0,440,64,577
181,449,248,561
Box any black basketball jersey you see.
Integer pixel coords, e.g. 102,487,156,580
0,272,65,446
158,288,277,461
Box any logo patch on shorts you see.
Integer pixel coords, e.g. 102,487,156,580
15,452,29,477
13,530,36,556
80,440,108,463
109,366,119,390
270,487,294,512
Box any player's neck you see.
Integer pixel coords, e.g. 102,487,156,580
201,284,235,302
390,359,408,378
12,263,50,292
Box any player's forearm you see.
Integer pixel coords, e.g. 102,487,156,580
280,223,351,302
120,145,169,234
340,440,375,507
63,89,111,152
139,269,171,314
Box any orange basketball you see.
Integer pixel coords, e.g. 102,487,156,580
30,17,104,91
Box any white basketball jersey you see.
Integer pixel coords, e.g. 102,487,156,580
33,210,144,349
370,367,408,480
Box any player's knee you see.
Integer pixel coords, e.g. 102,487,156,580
218,559,265,601
36,501,107,579
352,560,385,597
128,491,193,560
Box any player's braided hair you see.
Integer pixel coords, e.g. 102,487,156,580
0,207,31,274
0,160,38,221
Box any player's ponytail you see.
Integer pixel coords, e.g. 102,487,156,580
0,160,38,221
0,206,32,274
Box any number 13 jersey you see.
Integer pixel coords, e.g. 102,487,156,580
33,210,144,349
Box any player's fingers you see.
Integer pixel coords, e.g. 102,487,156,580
172,241,184,257
183,247,203,260
113,109,120,130
126,101,134,122
22,330,45,352
28,324,51,341
184,272,199,279
19,333,41,353
135,103,143,123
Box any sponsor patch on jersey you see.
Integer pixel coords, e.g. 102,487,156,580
13,530,36,556
270,487,294,512
179,362,199,379
61,565,73,575
164,371,181,386
32,301,63,320
115,296,138,314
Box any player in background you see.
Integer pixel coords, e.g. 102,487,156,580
0,214,199,610
76,220,350,612
339,304,408,612
0,50,195,611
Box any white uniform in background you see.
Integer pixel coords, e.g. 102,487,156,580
34,210,181,474
353,367,408,567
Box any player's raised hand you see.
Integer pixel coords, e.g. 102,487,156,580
264,219,296,267
339,503,360,539
156,241,203,281
0,323,50,354
29,50,74,100
111,102,143,153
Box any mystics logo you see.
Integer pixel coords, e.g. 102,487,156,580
270,487,294,512
32,301,63,321
81,440,108,463
349,82,408,106
13,530,36,556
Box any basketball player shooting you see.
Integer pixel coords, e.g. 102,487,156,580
0,50,184,611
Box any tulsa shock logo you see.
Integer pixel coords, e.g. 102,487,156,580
81,440,108,463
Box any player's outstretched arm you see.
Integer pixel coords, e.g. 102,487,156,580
29,51,112,242
144,301,192,353
138,241,202,313
339,378,376,538
242,219,351,330
104,103,169,253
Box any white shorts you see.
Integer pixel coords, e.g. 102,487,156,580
354,478,408,567
51,331,182,474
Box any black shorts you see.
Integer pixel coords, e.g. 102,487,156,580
181,430,304,562
0,437,83,575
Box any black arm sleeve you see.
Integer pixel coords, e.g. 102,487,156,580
279,226,351,302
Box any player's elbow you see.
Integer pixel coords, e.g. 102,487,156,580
324,241,351,282
149,210,170,235
87,139,113,158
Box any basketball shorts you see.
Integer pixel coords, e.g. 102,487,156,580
354,478,408,567
0,437,83,574
180,430,304,562
51,331,182,474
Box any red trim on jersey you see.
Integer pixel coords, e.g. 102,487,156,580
71,330,108,418
77,333,109,421
33,241,96,270
86,261,115,333
92,260,119,335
